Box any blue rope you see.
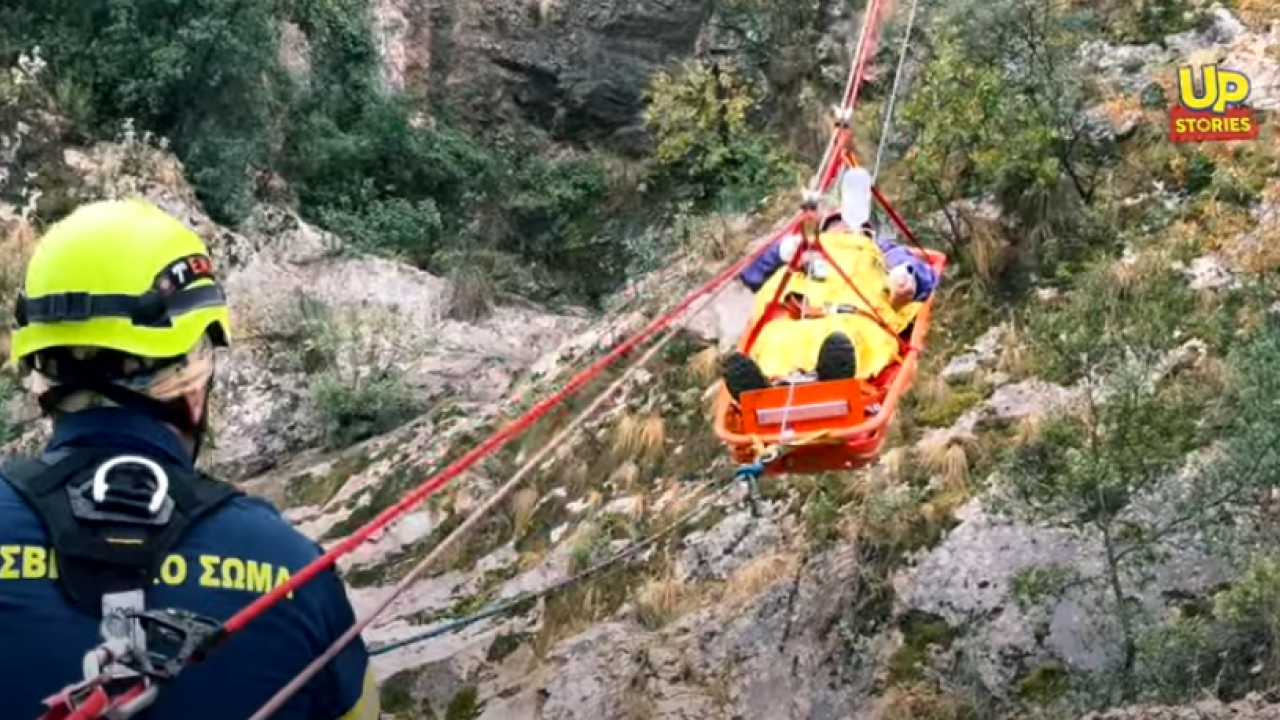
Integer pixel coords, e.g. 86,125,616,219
370,598,523,656
735,461,764,517
369,472,746,657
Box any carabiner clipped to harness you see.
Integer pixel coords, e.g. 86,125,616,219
39,608,225,720
735,439,783,518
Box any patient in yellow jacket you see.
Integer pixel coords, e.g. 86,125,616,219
721,168,936,400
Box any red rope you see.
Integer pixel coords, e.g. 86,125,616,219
741,0,894,354
222,223,789,634
37,1,905,717
807,235,911,353
817,0,893,191
38,213,797,720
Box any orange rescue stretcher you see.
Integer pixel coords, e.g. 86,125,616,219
713,172,948,475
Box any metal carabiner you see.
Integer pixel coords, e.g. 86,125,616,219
758,445,783,464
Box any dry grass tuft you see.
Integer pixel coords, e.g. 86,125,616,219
996,323,1028,376
634,562,697,628
918,435,972,490
1235,0,1280,24
517,550,545,571
0,219,36,298
443,263,495,322
608,460,641,490
722,552,799,606
873,682,977,720
1097,92,1147,129
915,374,951,410
509,487,539,538
966,215,1009,287
611,412,666,462
0,218,38,360
1111,258,1142,296
880,443,911,481
1012,414,1044,448
688,345,721,384
536,0,561,24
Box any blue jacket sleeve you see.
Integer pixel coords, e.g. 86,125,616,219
876,236,938,302
739,239,785,292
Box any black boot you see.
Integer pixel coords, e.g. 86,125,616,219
720,351,770,400
816,332,857,381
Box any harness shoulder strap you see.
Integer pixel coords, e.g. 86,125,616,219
0,447,243,618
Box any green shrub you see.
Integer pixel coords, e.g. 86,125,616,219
312,370,422,448
1087,0,1204,44
0,0,287,223
1,0,635,305
644,59,799,208
896,0,1118,295
1022,257,1197,384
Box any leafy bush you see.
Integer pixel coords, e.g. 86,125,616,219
896,0,1117,294
1078,0,1203,44
479,144,625,304
644,59,799,208
0,0,635,305
312,370,422,449
1021,256,1199,384
1000,317,1280,707
0,0,287,223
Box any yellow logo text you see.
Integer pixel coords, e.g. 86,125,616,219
0,545,294,598
1177,64,1251,114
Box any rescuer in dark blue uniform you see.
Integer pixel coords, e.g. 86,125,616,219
0,199,378,720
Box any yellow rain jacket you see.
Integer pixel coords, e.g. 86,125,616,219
749,230,921,380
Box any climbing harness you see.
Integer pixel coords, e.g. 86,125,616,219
27,0,930,716
2,448,240,720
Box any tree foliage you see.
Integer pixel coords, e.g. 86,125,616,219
896,0,1118,295
0,0,631,305
644,59,799,208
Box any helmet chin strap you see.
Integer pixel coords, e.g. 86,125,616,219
189,373,215,461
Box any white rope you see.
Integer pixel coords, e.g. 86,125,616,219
775,257,810,438
810,0,886,193
872,0,922,181
783,0,888,436
244,230,767,720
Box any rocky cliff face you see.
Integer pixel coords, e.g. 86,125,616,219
366,0,715,154
5,3,1280,720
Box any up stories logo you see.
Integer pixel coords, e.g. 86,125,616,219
1169,64,1258,143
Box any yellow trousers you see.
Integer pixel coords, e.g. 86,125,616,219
750,313,900,381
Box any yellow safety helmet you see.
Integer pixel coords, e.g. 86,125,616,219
9,199,231,369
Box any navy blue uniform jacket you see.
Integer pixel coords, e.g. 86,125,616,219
0,407,373,720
